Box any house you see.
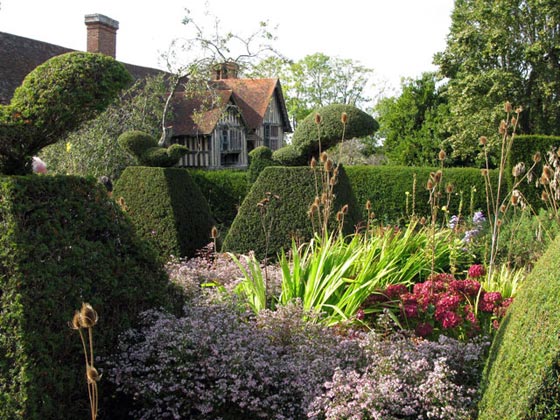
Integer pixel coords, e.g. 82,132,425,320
0,14,292,170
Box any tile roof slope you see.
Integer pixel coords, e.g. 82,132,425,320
0,31,165,105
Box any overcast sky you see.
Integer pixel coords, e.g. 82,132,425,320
0,0,454,95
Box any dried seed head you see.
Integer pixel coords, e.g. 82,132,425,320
86,366,101,384
314,113,322,125
211,226,219,239
320,152,328,163
325,159,333,172
366,200,372,211
438,149,446,161
543,165,554,180
511,190,520,205
515,106,523,113
79,303,98,328
314,196,321,206
539,175,550,185
499,120,507,135
481,169,489,177
419,216,427,225
504,101,513,113
445,183,454,194
426,180,434,190
512,162,526,177
336,211,343,222
321,192,328,204
500,204,507,213
479,136,488,146
511,116,517,126
308,203,319,217
433,170,443,183
533,152,542,163
341,112,348,124
341,204,349,214
497,219,503,227
70,311,82,330
310,157,317,169
541,191,550,201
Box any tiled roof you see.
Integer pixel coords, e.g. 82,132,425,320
0,31,165,105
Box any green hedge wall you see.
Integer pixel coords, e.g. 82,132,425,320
345,165,501,224
114,167,214,259
188,169,249,232
478,234,560,419
224,166,360,258
223,165,361,259
0,175,179,420
507,135,560,209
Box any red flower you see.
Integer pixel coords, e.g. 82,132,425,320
441,311,461,329
467,264,486,279
479,291,503,313
415,322,433,337
385,284,408,300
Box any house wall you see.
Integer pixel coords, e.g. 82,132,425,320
255,95,284,150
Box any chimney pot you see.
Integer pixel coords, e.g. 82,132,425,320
85,13,119,58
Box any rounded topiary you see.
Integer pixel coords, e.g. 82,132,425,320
291,104,379,161
247,146,277,183
118,130,188,167
0,52,132,175
113,166,214,259
223,165,362,259
0,175,180,420
272,144,307,166
477,235,560,419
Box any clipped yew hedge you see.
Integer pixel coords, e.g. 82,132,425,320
478,234,560,419
223,165,361,259
345,165,501,224
0,175,179,420
113,166,214,259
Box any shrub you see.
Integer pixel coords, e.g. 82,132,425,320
113,166,214,259
272,144,307,166
118,130,188,167
346,165,501,225
247,146,278,183
188,169,249,234
0,52,132,174
291,104,379,161
478,234,560,419
0,175,179,420
222,165,361,259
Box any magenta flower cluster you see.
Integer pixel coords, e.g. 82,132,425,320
366,267,514,340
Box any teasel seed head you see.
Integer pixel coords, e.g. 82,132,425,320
512,162,525,177
70,311,82,330
341,204,349,214
438,149,446,161
321,192,328,204
499,120,507,135
336,211,343,222
533,152,542,163
540,175,549,185
433,170,443,183
325,159,333,172
79,303,98,328
511,191,520,206
308,203,319,217
500,204,507,213
366,200,372,211
504,101,513,113
426,180,434,190
314,113,322,125
543,165,553,180
511,116,517,126
445,183,454,194
310,157,317,169
497,219,503,227
541,191,550,201
314,196,321,206
481,169,489,177
211,226,218,239
341,112,348,124
320,152,328,163
515,106,523,113
479,136,488,146
419,216,427,225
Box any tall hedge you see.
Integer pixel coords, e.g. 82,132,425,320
113,166,214,259
507,134,560,209
345,165,501,224
222,165,361,259
478,234,560,419
188,169,249,231
0,175,179,420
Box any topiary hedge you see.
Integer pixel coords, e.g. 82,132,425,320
345,165,501,224
478,234,560,419
247,146,278,183
113,166,214,259
222,165,361,259
189,169,249,232
0,175,180,420
507,134,560,209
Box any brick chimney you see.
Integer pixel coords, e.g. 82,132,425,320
84,14,119,58
213,62,240,80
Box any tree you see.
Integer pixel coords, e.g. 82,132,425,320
41,74,169,179
434,0,560,165
249,53,374,125
0,52,131,175
375,72,449,167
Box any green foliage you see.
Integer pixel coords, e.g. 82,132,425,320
272,144,309,166
0,52,132,174
247,146,278,183
345,165,500,225
188,169,249,234
0,175,179,419
507,134,560,208
248,53,374,124
434,0,560,164
376,72,450,166
222,165,361,259
118,130,188,167
291,104,379,161
41,75,169,179
478,234,560,419
113,166,213,259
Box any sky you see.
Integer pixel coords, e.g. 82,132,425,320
0,0,455,96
